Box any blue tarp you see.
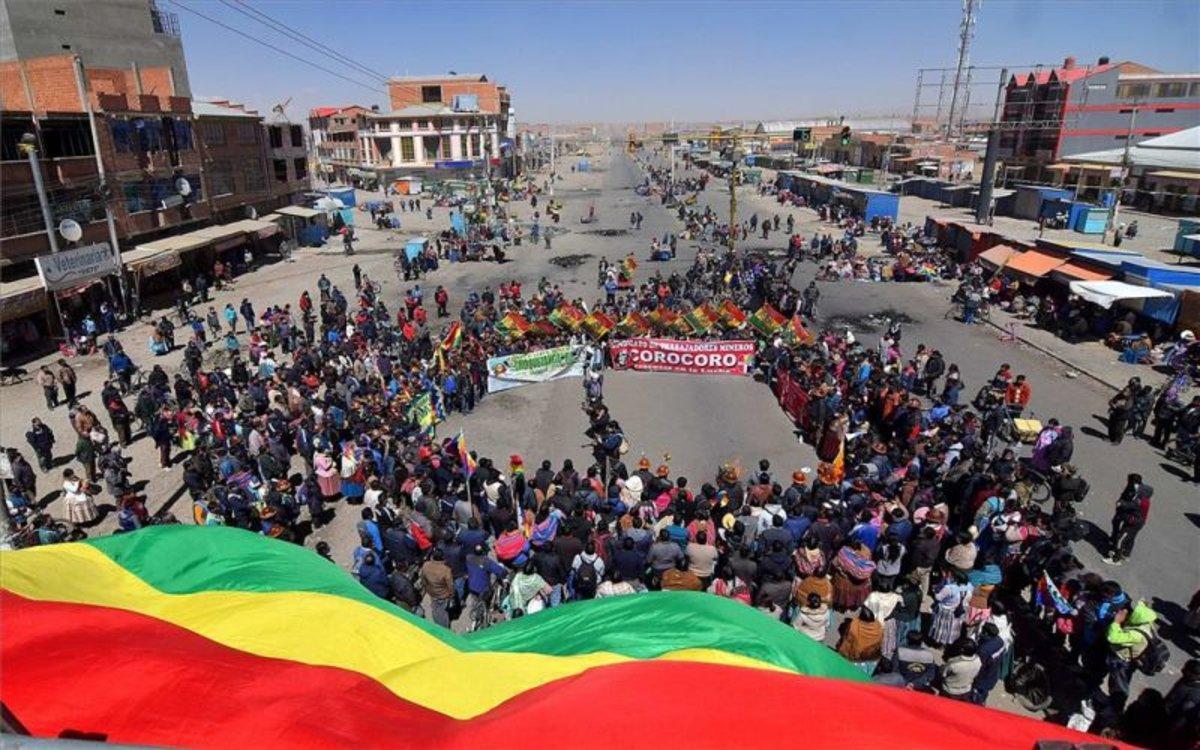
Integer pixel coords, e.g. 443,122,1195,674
405,237,428,262
324,186,356,208
1138,295,1181,325
1071,249,1143,269
1120,259,1200,287
450,210,467,236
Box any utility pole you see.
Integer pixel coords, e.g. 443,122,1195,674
73,55,130,318
19,133,70,339
548,125,555,197
727,131,740,255
975,67,1007,225
1107,104,1138,245
945,0,980,141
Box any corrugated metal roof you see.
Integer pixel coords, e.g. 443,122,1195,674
192,100,261,120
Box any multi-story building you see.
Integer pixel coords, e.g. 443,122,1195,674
1,52,202,334
0,3,311,348
0,0,191,97
266,120,309,202
361,74,511,180
998,56,1199,180
193,100,308,223
387,74,509,126
308,104,373,184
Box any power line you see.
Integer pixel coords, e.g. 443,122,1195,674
219,0,390,86
167,0,385,95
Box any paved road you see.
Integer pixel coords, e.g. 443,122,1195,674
658,150,1199,692
0,145,815,545
2,144,1193,701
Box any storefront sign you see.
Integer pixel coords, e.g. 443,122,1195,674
34,243,119,292
487,344,589,393
609,338,755,376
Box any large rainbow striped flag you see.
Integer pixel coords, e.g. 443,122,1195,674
2,527,1117,748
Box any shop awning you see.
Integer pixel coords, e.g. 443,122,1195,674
122,245,181,277
1146,170,1200,181
1046,162,1112,172
0,275,48,323
1003,250,1067,279
1051,260,1113,282
1068,280,1174,309
276,206,321,219
191,224,249,243
978,244,1018,269
133,231,212,254
219,219,280,239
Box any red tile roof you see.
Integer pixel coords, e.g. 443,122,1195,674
1013,62,1116,88
310,106,342,117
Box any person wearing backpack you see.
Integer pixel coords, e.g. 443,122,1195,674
571,541,604,600
1106,600,1163,711
1106,474,1152,565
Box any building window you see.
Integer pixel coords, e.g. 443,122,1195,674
110,118,133,153
1191,82,1200,97
290,124,303,147
293,157,307,179
268,126,283,149
440,135,452,159
200,120,225,146
242,161,266,192
208,160,235,196
170,119,193,151
470,133,481,158
421,85,442,103
1116,82,1151,99
1155,82,1188,98
273,159,289,182
37,118,93,158
1,116,34,161
401,137,415,162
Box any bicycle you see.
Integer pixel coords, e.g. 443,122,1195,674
467,577,510,633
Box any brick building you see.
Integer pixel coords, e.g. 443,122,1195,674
1,53,203,333
308,104,373,184
0,56,308,347
387,74,509,123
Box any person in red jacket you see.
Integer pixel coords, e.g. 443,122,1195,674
1004,374,1032,415
434,286,449,317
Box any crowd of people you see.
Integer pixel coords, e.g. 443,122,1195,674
2,152,1197,748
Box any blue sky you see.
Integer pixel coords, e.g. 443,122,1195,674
171,0,1200,123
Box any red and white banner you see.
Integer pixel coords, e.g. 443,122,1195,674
609,338,755,375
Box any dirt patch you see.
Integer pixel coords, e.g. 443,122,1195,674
582,228,629,237
548,253,595,269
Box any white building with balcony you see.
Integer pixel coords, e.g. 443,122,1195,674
362,103,502,178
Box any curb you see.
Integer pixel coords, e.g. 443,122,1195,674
981,317,1120,392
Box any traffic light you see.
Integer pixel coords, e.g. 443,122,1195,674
840,126,851,146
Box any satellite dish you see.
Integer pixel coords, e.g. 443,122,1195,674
245,206,258,220
58,218,83,243
175,177,192,196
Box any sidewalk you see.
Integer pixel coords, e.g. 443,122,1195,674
981,309,1158,392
